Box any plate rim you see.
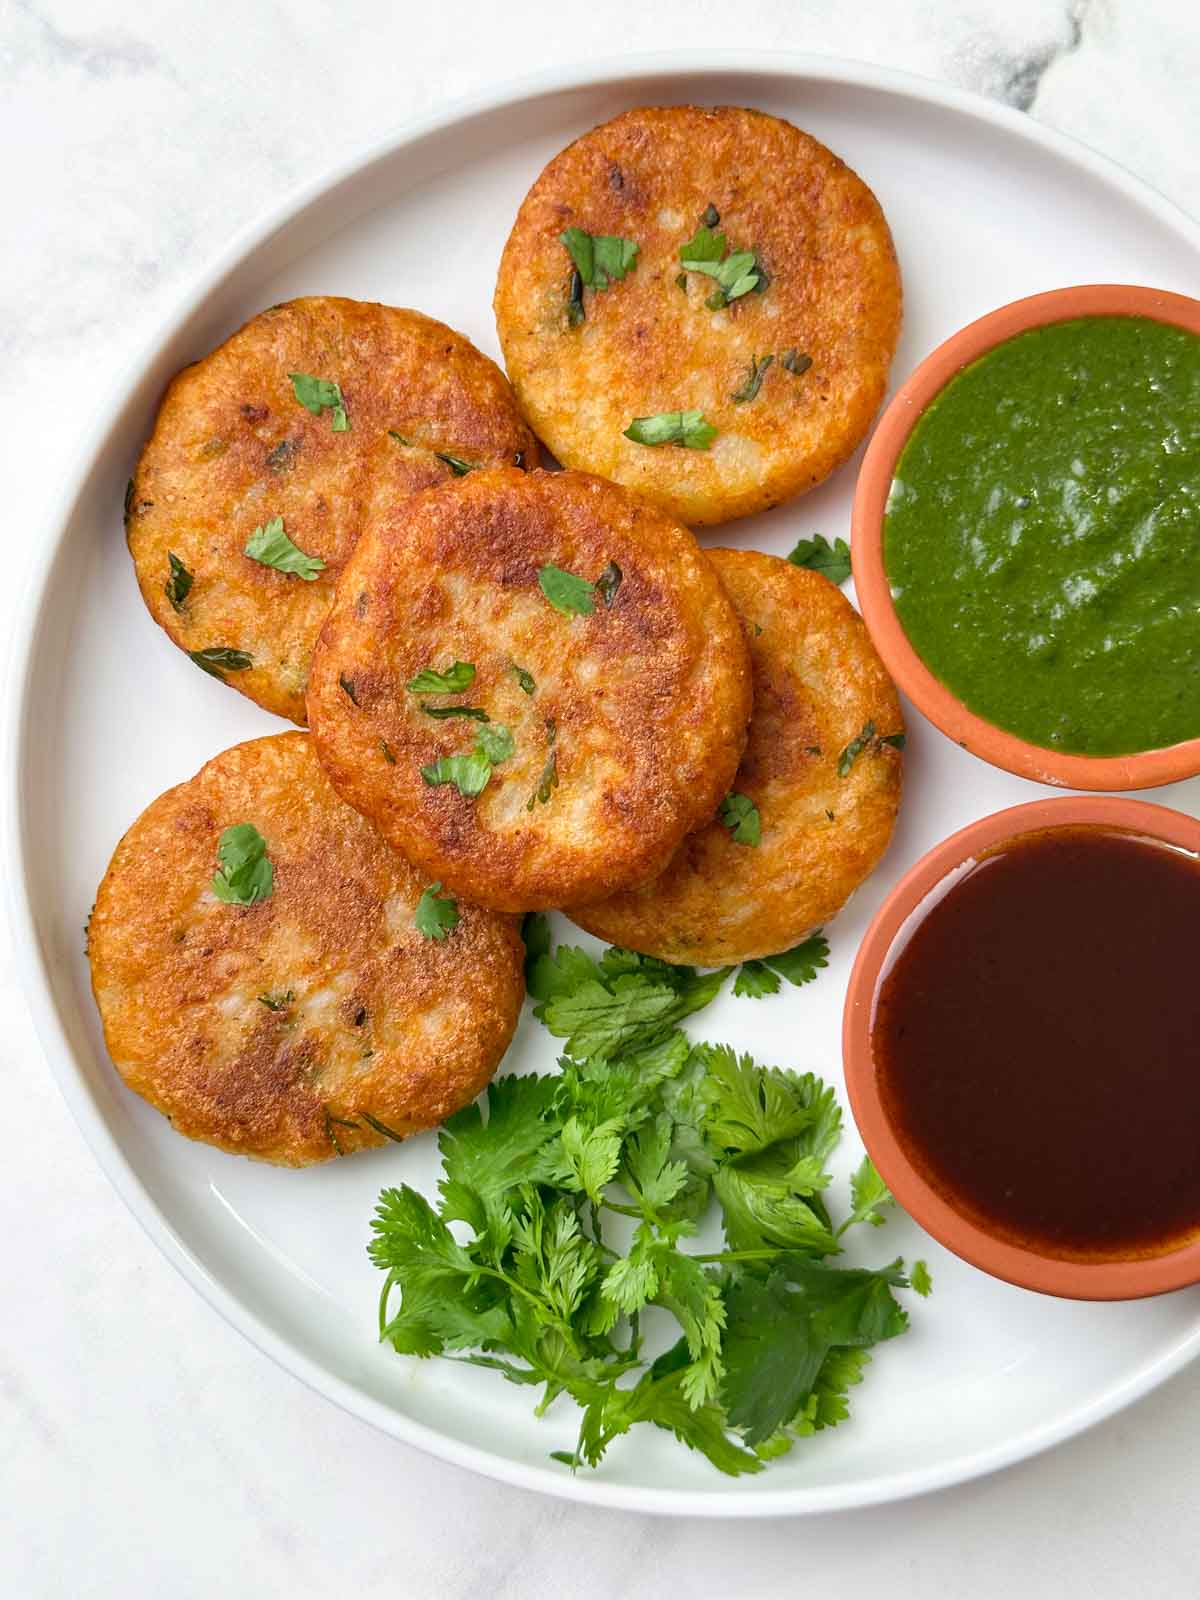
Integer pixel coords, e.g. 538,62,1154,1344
9,48,1200,1518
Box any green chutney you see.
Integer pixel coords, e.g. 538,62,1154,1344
884,315,1200,756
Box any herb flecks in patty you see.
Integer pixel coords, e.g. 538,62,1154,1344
731,354,774,404
407,661,476,694
190,647,253,681
165,553,193,613
538,565,596,616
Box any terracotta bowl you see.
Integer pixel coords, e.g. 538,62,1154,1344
851,284,1200,791
843,794,1200,1300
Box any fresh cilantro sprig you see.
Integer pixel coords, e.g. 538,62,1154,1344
368,921,928,1477
734,932,830,1000
789,534,851,586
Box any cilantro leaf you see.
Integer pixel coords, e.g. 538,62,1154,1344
624,410,717,450
838,720,876,777
788,534,851,585
731,354,773,404
165,552,193,612
733,961,780,999
414,881,459,941
288,370,348,431
560,228,640,291
244,515,326,580
211,822,273,905
576,1341,761,1476
760,932,829,988
421,753,492,797
721,1260,910,1445
189,646,253,680
538,565,595,616
511,663,536,695
840,1155,894,1233
910,1259,933,1297
474,723,515,765
435,452,475,476
719,792,760,846
527,718,559,811
879,731,906,751
421,704,489,722
407,660,476,694
678,223,764,307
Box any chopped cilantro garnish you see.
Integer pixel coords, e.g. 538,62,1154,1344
414,882,460,941
731,354,773,404
164,552,193,613
420,752,492,798
244,516,326,580
407,661,476,694
837,724,904,774
511,663,536,695
538,565,595,616
624,410,717,449
838,720,876,777
288,371,348,431
421,704,490,722
678,222,763,308
421,722,513,799
189,647,253,681
526,719,558,811
473,722,515,765
788,534,851,585
211,823,273,905
560,228,640,290
719,792,761,846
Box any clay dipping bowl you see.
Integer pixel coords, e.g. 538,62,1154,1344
851,284,1200,791
843,794,1200,1300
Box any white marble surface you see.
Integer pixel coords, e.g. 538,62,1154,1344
4,1,1200,1594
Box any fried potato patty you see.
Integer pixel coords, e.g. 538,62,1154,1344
88,733,524,1166
569,551,903,964
494,105,902,526
306,468,752,912
127,297,536,723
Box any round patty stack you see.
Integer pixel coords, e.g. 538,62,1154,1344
94,102,906,1166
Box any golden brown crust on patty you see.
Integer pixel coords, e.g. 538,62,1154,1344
494,105,902,526
568,550,903,963
88,733,524,1166
306,468,752,912
127,297,536,723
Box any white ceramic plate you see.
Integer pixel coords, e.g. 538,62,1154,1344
9,53,1200,1518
